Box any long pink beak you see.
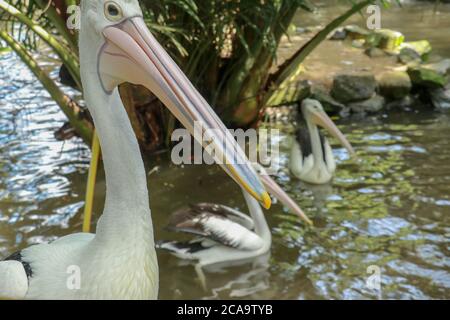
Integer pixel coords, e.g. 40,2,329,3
97,17,270,208
257,167,313,226
312,111,355,156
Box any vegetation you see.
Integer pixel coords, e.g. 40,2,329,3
0,0,386,152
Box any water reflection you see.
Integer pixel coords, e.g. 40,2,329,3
0,52,90,255
158,108,449,299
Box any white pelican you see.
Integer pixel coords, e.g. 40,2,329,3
0,0,271,300
290,99,355,184
158,191,271,270
157,170,312,284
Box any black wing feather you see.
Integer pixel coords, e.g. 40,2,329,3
167,203,254,236
295,127,327,163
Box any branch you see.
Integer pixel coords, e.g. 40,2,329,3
35,0,79,52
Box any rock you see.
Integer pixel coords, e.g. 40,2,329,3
408,67,448,88
398,47,422,65
365,47,386,58
429,86,450,110
297,26,320,34
330,28,347,40
352,39,365,49
377,71,412,99
331,73,377,103
374,29,404,51
344,25,370,40
400,40,432,57
310,86,346,113
423,59,450,76
349,95,385,113
386,95,415,110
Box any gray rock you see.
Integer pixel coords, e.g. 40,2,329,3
386,95,415,110
352,39,365,49
430,86,450,110
423,59,450,76
400,40,432,57
296,27,308,34
365,47,386,58
331,73,378,103
377,71,412,99
349,95,385,114
398,47,422,65
330,28,347,40
310,86,346,113
297,26,320,34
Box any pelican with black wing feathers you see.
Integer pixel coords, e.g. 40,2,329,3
158,167,312,275
290,99,355,184
0,0,271,300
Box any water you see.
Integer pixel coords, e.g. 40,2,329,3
1,2,450,299
293,0,450,58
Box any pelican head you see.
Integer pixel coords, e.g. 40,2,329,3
79,0,271,208
301,99,355,156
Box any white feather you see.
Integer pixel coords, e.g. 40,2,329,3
159,191,271,269
0,261,28,300
290,138,335,184
198,216,264,251
324,139,336,174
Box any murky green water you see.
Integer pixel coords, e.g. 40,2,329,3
1,2,450,299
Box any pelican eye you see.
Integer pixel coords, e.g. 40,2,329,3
104,1,123,22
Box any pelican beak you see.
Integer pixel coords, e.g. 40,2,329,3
256,166,313,226
311,110,355,156
98,17,270,209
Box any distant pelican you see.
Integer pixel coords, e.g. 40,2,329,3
0,0,270,300
158,171,311,285
290,99,355,184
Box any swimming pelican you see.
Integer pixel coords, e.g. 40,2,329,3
290,99,355,184
0,0,271,300
157,170,312,280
